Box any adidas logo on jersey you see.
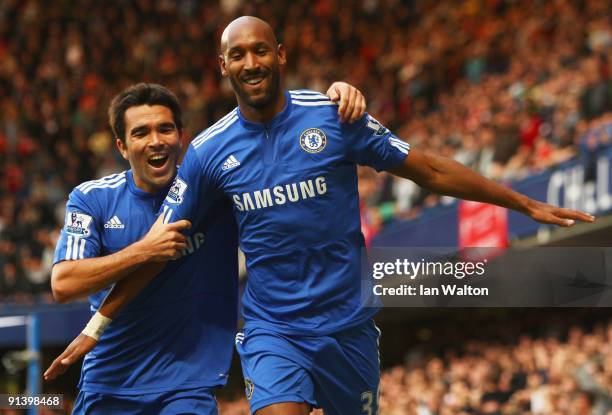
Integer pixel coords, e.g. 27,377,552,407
104,215,125,229
222,155,241,171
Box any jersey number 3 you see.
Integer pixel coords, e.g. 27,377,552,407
361,390,378,415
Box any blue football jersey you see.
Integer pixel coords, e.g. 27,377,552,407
53,170,238,394
162,90,409,335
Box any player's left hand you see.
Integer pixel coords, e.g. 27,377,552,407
526,199,595,227
43,333,97,381
326,82,366,123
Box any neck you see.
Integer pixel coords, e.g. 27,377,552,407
238,91,286,124
131,171,170,194
132,175,157,193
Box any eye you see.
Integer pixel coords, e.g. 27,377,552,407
159,125,175,134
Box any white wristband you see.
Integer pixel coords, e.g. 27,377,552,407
82,311,112,341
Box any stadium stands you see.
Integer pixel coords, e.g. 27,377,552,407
1,0,611,302
0,0,611,413
378,320,612,414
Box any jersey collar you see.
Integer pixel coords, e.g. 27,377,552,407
126,170,173,200
237,90,292,131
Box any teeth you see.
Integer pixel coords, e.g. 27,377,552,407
150,155,166,161
245,77,263,85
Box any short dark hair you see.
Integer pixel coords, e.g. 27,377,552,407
108,83,183,141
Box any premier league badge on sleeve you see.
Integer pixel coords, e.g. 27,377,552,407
65,211,93,236
365,115,389,136
166,177,188,204
299,128,327,153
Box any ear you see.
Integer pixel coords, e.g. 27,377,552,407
219,54,228,77
116,138,129,161
277,44,286,66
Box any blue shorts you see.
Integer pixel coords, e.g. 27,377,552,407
236,319,380,415
72,387,217,415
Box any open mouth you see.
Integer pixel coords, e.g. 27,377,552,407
242,73,267,86
148,154,169,169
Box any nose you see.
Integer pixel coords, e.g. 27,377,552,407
148,130,163,147
244,52,260,71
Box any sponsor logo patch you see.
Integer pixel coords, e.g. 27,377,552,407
65,212,93,236
166,177,188,204
299,128,327,153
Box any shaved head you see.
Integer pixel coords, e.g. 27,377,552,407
220,16,278,55
218,16,286,122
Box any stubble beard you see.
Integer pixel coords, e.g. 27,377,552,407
232,68,281,110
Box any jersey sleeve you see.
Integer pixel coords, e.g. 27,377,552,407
343,113,410,172
53,189,103,264
160,144,216,225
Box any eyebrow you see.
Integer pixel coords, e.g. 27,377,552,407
228,41,270,54
129,125,150,136
157,122,177,130
129,122,176,136
227,45,244,55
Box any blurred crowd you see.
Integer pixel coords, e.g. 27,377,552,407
378,322,612,415
1,0,612,302
356,0,612,242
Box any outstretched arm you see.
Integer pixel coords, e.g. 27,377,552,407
390,148,595,226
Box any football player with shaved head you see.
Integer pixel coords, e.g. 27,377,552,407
212,16,592,415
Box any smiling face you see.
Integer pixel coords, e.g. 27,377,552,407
116,105,182,193
219,17,286,116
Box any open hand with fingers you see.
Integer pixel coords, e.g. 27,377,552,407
44,333,97,381
525,199,596,227
326,82,367,123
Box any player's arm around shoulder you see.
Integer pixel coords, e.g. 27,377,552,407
51,187,191,303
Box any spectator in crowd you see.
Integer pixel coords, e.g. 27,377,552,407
1,0,611,301
372,320,612,415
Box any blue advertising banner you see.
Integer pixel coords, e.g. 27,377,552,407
0,303,90,347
